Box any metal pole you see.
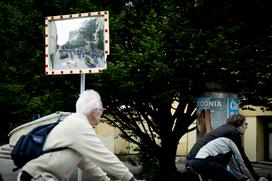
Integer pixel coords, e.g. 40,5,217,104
80,74,85,93
77,167,83,181
78,74,85,181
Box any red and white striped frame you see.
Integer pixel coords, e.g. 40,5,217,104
44,11,109,75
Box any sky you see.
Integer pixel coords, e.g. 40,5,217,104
55,17,92,46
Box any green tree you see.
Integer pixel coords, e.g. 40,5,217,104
0,0,89,143
89,0,272,179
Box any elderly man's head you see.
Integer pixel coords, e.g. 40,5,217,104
76,90,104,125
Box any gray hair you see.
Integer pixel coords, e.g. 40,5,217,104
76,89,103,116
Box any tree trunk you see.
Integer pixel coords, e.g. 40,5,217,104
157,138,181,181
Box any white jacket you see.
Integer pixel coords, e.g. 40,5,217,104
22,113,134,181
195,137,254,181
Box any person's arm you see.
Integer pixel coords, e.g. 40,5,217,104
232,131,260,180
228,156,251,181
71,123,135,181
228,140,254,181
78,157,110,181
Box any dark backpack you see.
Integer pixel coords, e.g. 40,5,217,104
11,114,68,171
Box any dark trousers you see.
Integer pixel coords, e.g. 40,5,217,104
186,159,239,181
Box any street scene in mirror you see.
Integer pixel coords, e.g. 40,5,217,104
48,16,106,71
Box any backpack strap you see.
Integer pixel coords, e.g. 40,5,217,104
43,147,68,154
56,112,64,123
13,167,20,172
43,113,69,154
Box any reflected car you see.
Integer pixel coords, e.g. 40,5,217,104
60,52,68,59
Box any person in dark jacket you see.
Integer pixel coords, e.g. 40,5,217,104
186,114,267,181
186,136,254,181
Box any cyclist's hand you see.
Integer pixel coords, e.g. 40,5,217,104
259,176,268,181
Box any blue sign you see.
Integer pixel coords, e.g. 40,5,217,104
229,97,239,116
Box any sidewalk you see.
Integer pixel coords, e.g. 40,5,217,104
1,158,272,180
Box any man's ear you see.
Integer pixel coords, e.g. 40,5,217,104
91,110,97,118
92,110,101,120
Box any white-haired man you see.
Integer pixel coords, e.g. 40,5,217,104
17,89,136,181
